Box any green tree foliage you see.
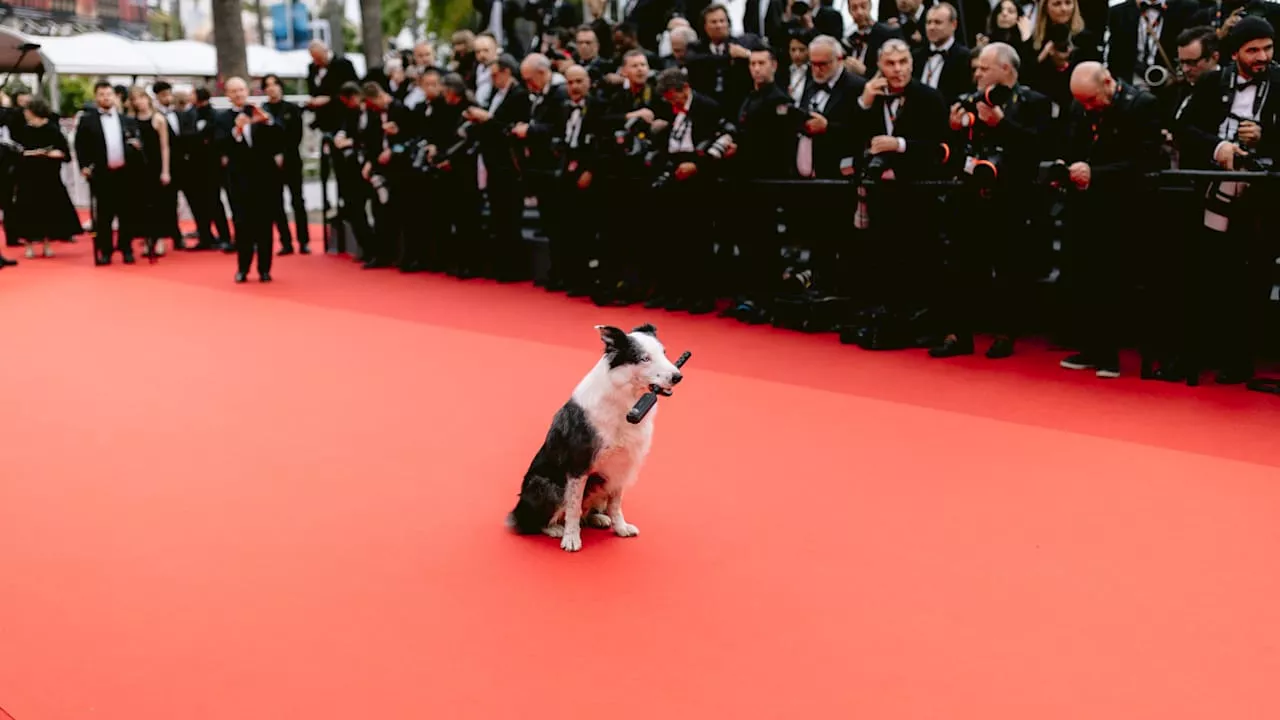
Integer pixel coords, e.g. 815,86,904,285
427,0,477,39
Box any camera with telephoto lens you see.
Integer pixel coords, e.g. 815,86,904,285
615,115,651,157
1037,160,1072,187
958,83,1013,115
696,133,734,159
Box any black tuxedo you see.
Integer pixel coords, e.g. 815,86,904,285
797,68,868,179
468,81,534,280
741,0,789,51
1062,80,1163,366
882,1,937,49
685,41,755,124
1103,0,1199,87
855,79,950,178
1177,64,1280,168
965,84,1053,184
74,107,143,262
264,99,309,252
853,80,950,310
473,0,527,56
1173,63,1280,376
913,41,972,103
307,56,360,132
217,106,285,276
844,23,903,79
736,83,801,179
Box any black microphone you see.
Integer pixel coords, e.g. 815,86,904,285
627,351,691,424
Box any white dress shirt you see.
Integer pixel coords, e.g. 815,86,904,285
100,108,126,169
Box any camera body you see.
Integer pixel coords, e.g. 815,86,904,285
1037,160,1072,187
1235,150,1275,172
958,83,1013,116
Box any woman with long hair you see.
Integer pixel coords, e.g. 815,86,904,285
9,98,82,259
1026,0,1100,146
127,86,172,259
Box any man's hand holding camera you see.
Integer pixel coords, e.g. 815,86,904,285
977,101,1004,127
512,122,530,139
870,135,900,154
804,112,828,135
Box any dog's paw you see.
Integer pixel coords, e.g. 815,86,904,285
560,532,583,552
542,524,565,538
613,522,640,538
586,512,613,529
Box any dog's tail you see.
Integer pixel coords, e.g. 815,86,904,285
506,474,562,535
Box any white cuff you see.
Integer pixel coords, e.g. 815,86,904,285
857,96,871,110
896,137,906,153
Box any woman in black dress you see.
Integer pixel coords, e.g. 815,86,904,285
127,86,172,259
9,98,81,260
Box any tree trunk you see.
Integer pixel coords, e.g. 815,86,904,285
324,0,346,54
360,0,384,71
254,0,267,47
211,0,248,85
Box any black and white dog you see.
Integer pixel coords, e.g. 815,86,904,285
507,324,684,552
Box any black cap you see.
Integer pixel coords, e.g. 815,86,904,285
1227,15,1275,55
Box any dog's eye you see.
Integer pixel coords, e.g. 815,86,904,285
641,356,651,363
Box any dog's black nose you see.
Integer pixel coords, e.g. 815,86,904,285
670,373,683,385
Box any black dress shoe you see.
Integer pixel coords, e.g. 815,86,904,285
299,245,312,255
259,273,272,283
687,299,715,315
235,272,248,283
985,336,1014,359
0,255,16,267
122,253,136,265
643,295,668,309
929,336,975,358
277,247,295,256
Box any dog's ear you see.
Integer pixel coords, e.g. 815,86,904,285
632,323,658,338
594,325,629,353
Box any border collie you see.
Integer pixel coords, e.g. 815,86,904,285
507,323,683,552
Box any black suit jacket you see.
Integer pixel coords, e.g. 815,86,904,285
470,81,534,180
1064,80,1163,188
1103,0,1199,85
216,106,285,217
855,79,950,178
73,108,143,181
652,91,727,172
1177,64,1280,169
844,23,904,79
552,94,608,177
912,42,972,103
307,56,360,132
962,84,1053,183
798,68,868,178
685,41,756,123
735,82,802,178
264,99,305,164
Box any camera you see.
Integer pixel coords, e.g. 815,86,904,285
615,115,651,157
696,133,734,159
1044,22,1071,50
970,152,1002,185
1235,150,1274,172
1037,160,1072,187
958,83,1013,115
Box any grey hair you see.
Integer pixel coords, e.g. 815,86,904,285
809,34,845,59
984,41,1021,72
671,26,699,44
878,38,911,59
521,53,553,72
928,1,958,23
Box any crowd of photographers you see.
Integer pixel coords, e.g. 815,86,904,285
3,0,1276,390
305,0,1277,387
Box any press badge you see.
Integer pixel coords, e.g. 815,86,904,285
840,157,855,176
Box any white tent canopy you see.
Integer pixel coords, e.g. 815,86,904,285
27,33,367,80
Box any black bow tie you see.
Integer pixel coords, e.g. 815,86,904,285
1140,1,1165,11
1237,75,1263,89
813,82,833,94
928,47,946,56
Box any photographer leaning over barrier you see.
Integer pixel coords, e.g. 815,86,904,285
327,82,376,260
930,41,1052,360
1171,16,1280,385
1055,61,1163,380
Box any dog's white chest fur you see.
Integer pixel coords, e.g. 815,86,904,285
573,372,654,491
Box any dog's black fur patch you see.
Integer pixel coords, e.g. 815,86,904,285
632,323,658,337
508,399,601,534
600,325,647,369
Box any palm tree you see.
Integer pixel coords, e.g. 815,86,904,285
211,0,248,83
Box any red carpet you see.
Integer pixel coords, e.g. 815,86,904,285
2,235,1279,720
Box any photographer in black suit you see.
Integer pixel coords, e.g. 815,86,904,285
642,68,731,314
852,38,949,330
358,82,417,270
930,42,1051,360
537,64,602,294
1171,16,1278,384
1056,61,1163,379
262,74,310,255
462,53,532,282
218,77,285,283
74,81,142,266
513,53,572,289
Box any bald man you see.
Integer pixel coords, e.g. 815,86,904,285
545,64,602,294
306,41,359,133
218,76,285,283
1056,61,1162,379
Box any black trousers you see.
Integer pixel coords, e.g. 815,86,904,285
234,209,274,275
649,168,714,299
367,173,402,263
486,173,526,279
334,159,375,256
938,186,1033,339
858,180,940,310
1184,190,1266,373
90,168,131,259
274,156,310,250
1065,188,1135,362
